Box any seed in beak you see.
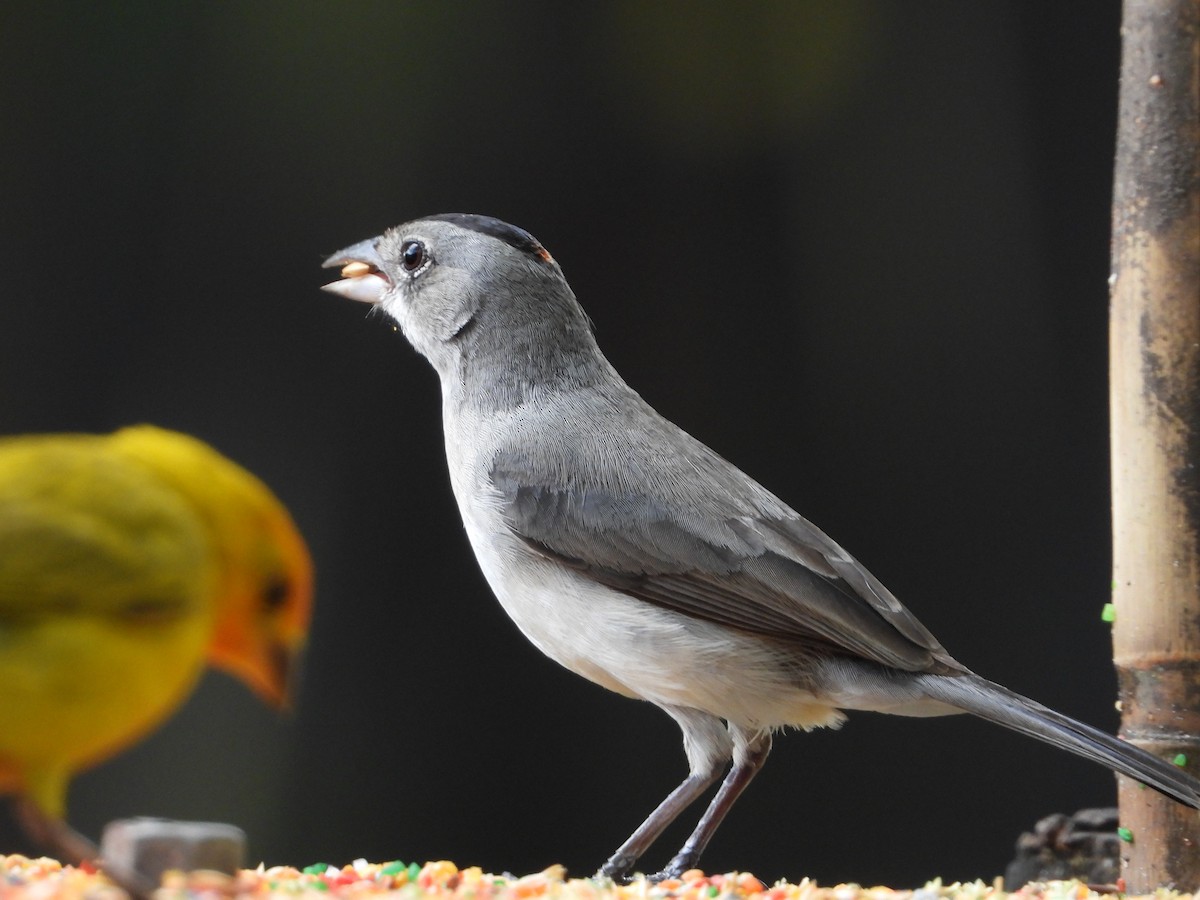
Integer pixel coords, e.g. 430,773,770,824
341,261,376,278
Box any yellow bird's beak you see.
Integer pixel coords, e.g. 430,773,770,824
204,499,314,713
209,636,304,711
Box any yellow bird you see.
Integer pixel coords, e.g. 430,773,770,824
0,425,313,861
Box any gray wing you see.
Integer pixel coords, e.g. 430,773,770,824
489,405,963,676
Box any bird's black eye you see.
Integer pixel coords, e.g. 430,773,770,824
262,575,291,611
401,240,427,273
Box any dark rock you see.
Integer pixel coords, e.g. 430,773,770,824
1004,808,1120,887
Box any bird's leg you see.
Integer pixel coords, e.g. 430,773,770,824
598,767,724,881
653,731,772,881
12,796,100,867
13,798,155,899
599,707,732,881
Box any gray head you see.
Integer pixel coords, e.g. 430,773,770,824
322,214,601,394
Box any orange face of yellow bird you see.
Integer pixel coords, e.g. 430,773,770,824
206,499,313,709
107,425,315,710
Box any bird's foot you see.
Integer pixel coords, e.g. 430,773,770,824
596,862,693,885
597,853,638,883
648,850,698,882
644,870,681,883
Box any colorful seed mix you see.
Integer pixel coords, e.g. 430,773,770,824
0,855,1161,900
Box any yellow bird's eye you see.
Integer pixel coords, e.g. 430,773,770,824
261,575,291,611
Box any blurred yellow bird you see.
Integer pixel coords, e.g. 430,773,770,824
0,425,313,861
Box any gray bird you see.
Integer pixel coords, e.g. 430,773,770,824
322,214,1200,880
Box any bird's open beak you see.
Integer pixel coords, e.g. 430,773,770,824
321,238,390,304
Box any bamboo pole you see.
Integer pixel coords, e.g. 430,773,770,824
1109,0,1200,891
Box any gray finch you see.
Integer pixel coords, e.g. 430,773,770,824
323,214,1200,880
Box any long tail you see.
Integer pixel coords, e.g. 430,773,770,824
914,671,1200,809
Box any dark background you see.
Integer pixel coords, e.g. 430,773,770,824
0,1,1125,888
